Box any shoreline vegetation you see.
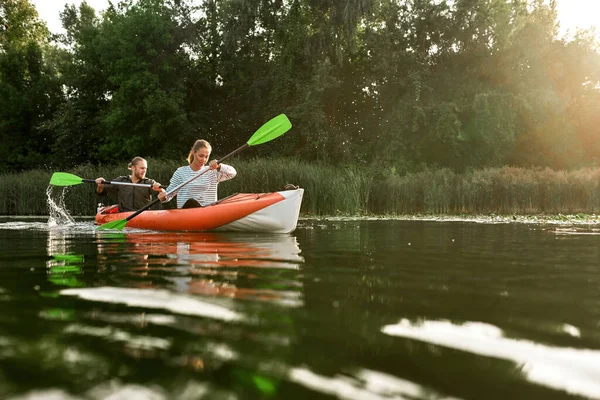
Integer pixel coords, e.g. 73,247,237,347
2,158,600,218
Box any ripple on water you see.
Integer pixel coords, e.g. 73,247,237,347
60,287,243,322
382,319,600,399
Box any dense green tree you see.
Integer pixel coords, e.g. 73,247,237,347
45,0,196,167
45,2,106,167
0,0,62,171
97,0,193,160
1,0,599,174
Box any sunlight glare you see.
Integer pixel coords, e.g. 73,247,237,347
555,0,600,39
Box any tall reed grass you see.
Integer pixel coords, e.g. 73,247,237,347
2,159,600,216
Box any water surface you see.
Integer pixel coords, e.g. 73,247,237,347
0,218,599,399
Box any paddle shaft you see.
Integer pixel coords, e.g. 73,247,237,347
94,179,167,189
122,144,249,222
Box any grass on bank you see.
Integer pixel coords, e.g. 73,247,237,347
1,158,600,216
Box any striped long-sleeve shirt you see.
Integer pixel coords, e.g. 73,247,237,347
163,164,237,208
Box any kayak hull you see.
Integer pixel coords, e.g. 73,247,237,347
95,188,304,233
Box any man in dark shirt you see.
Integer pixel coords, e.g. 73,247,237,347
95,157,164,212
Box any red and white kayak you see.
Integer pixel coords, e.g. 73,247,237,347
95,188,304,233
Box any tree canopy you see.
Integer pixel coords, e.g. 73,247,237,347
1,0,599,173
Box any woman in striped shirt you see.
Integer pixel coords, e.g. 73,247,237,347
158,140,237,208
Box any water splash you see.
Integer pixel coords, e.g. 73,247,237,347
46,186,75,227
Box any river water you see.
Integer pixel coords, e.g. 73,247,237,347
0,217,599,399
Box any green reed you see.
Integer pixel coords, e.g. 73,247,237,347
2,160,600,216
369,166,600,215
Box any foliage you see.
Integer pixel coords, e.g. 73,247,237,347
0,0,599,175
0,0,61,171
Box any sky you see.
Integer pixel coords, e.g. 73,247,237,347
29,0,600,40
29,0,111,33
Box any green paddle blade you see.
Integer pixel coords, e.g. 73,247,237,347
50,172,83,186
247,114,292,146
96,218,128,231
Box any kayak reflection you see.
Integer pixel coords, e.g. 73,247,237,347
96,232,304,305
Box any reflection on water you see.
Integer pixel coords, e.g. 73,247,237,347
1,219,600,399
287,367,461,400
95,232,304,306
62,287,243,321
46,257,84,288
46,227,87,289
0,221,309,399
382,319,600,399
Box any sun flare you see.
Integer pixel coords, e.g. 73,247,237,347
555,0,600,38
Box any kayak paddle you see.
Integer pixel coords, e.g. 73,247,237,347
50,172,166,189
97,113,292,231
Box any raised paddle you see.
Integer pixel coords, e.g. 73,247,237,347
97,113,292,231
50,172,167,189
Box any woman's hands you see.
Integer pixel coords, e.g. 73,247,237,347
208,159,220,170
